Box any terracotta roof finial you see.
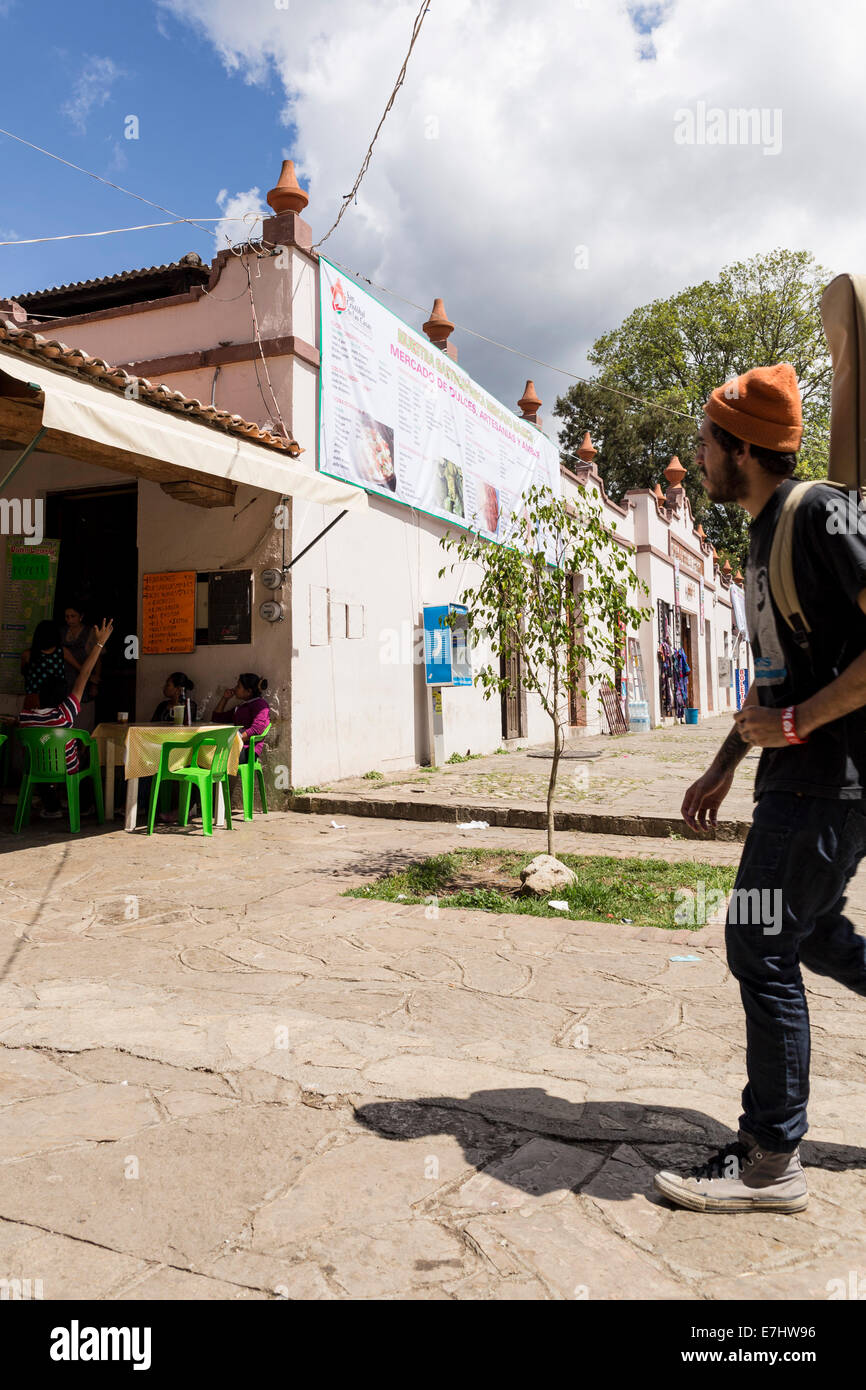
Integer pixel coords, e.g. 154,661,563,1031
665,454,686,485
518,380,542,423
696,523,706,540
722,557,732,575
423,297,454,349
577,430,597,463
267,159,309,215
734,568,744,584
653,482,665,502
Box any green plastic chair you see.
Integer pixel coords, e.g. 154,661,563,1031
0,730,8,791
235,720,271,821
14,726,104,834
147,726,238,836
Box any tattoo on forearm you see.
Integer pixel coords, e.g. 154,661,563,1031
716,725,749,774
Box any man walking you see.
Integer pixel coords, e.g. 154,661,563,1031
654,363,866,1213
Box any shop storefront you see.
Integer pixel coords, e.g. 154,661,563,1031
0,324,366,792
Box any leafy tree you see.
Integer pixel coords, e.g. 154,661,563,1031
439,483,650,857
554,249,833,565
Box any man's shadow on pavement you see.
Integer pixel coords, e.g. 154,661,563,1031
355,1092,866,1201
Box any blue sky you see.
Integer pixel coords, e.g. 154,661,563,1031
1,0,864,426
0,1,295,297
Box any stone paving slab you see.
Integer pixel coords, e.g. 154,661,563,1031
1,807,865,1300
293,715,759,839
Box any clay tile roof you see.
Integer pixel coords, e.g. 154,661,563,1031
0,314,300,456
15,254,207,306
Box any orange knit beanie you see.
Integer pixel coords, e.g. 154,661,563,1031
704,363,802,452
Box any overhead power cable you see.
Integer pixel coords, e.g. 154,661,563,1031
312,0,432,250
0,218,258,247
0,126,694,429
0,126,218,238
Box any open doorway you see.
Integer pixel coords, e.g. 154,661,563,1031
567,572,587,729
705,620,714,712
45,484,138,721
680,612,698,710
500,621,527,740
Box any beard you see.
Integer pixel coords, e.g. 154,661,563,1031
702,453,747,504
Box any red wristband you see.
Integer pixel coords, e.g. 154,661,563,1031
781,706,808,745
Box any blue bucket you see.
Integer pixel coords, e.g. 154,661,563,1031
685,707,699,725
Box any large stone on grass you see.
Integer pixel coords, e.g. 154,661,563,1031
519,854,576,897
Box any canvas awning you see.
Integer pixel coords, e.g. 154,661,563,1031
821,273,866,490
0,347,367,511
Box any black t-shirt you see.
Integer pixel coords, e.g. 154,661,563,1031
746,479,866,799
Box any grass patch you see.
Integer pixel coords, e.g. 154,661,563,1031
291,785,323,795
344,848,735,930
362,770,384,780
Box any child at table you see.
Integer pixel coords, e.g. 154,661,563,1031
212,673,270,763
138,672,199,822
151,672,197,723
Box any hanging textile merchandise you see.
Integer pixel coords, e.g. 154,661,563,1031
657,600,675,718
674,645,690,721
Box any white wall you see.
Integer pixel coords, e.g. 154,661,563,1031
288,492,557,787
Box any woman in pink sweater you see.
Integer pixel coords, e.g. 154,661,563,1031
212,673,270,762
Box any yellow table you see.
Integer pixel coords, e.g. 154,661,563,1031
93,722,244,831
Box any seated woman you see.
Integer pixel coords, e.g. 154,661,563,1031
151,672,197,723
212,673,270,762
17,618,113,818
20,620,66,713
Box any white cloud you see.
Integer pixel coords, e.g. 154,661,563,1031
105,140,128,175
160,0,866,428
61,55,123,134
214,185,270,249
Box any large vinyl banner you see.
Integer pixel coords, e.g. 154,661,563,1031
318,257,561,543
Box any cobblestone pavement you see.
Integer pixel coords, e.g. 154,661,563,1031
316,714,760,823
2,808,866,1301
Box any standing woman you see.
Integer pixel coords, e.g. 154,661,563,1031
212,673,270,763
61,603,100,731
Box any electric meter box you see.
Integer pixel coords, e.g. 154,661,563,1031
423,603,472,687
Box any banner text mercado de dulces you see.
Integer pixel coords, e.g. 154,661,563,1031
318,257,561,546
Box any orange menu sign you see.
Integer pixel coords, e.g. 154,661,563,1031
142,570,196,654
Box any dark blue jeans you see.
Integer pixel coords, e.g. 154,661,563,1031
726,792,866,1152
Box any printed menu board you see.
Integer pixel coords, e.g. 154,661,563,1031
0,538,60,696
142,570,196,654
318,257,561,548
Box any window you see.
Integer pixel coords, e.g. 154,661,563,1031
195,570,252,645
